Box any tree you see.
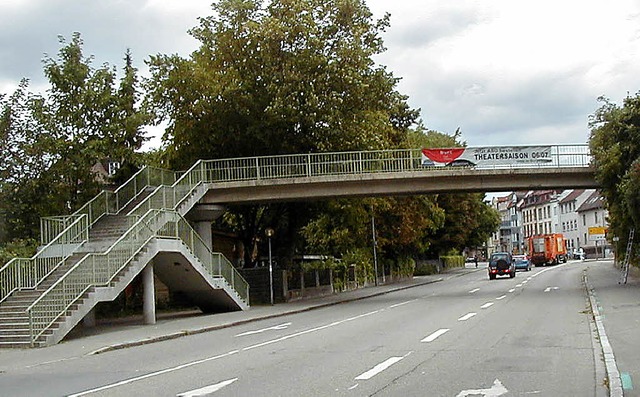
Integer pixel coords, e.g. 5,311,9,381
145,0,420,269
36,33,149,209
0,81,56,243
146,0,418,169
0,33,149,247
589,93,640,256
402,126,499,256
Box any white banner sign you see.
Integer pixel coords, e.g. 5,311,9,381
421,146,553,167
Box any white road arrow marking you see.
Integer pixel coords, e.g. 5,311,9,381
421,328,450,342
177,378,238,396
235,323,291,337
456,379,508,397
544,287,559,293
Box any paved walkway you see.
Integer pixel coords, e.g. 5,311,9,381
1,261,639,397
584,259,640,396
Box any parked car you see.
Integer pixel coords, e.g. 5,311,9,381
488,252,516,280
513,254,531,271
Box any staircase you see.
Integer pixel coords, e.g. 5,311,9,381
0,165,249,347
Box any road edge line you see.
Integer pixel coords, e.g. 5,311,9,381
583,269,623,397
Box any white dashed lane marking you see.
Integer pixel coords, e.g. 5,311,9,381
458,313,477,321
421,328,450,342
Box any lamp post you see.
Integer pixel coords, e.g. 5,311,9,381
371,206,380,286
265,227,275,305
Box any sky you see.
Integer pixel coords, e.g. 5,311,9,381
1,0,639,149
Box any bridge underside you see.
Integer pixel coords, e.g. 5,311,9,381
200,167,598,204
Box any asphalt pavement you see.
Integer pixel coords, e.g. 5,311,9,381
1,260,638,396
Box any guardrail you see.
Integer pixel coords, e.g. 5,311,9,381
0,214,88,304
183,145,592,184
26,209,248,345
1,166,177,305
40,166,178,245
127,145,591,236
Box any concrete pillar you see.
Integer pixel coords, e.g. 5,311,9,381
185,204,226,253
194,221,212,251
143,262,156,325
83,307,96,328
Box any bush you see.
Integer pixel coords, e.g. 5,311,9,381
440,255,464,268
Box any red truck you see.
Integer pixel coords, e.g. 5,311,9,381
528,233,568,266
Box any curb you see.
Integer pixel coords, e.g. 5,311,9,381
90,276,446,355
583,269,623,397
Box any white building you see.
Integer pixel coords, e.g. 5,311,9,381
576,190,610,258
494,189,609,258
558,189,595,252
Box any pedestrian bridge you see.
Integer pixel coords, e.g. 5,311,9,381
0,144,595,347
180,144,596,205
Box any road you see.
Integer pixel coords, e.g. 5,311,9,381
1,261,602,396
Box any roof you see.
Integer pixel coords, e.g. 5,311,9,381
559,189,585,204
576,190,605,212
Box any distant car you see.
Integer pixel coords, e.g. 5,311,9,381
488,252,515,280
513,255,531,271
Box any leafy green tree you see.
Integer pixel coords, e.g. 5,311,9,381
146,0,418,169
403,127,499,256
146,0,419,268
0,33,149,248
0,81,56,243
35,33,149,209
589,93,640,256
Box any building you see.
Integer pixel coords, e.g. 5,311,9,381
489,189,610,258
521,190,562,241
576,190,610,258
558,189,594,253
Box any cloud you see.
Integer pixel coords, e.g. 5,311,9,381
369,0,640,145
0,0,209,85
2,0,640,149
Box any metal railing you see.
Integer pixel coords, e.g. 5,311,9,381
156,211,249,301
180,145,592,185
0,166,178,305
26,209,248,345
39,166,178,245
0,214,88,304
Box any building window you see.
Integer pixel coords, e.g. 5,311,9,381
108,161,121,176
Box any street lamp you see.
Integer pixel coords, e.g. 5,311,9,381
265,227,275,305
371,205,380,286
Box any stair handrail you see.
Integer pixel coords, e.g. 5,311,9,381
26,209,161,345
0,214,89,304
25,209,248,345
126,161,205,219
156,210,249,302
39,166,179,246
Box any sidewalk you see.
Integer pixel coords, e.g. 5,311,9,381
0,266,479,370
585,260,640,397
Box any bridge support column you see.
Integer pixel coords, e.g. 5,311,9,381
194,221,213,252
143,262,156,325
186,204,226,252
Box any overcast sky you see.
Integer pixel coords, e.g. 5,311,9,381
1,0,639,148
